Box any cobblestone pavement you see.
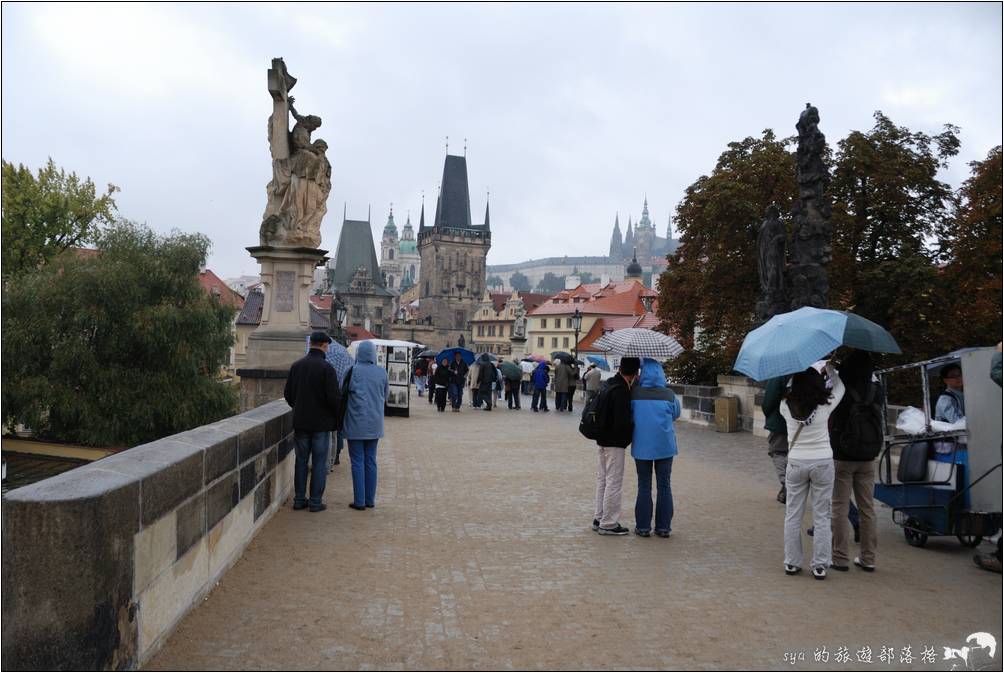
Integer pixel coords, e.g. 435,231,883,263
148,392,1002,671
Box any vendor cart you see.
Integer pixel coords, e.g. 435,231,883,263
874,348,1002,548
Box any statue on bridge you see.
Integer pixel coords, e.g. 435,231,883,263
260,58,331,249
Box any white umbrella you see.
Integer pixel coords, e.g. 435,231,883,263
593,328,684,360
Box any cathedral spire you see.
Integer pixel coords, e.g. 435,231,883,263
483,192,490,230
623,216,635,256
418,199,427,233
666,213,673,241
609,212,623,259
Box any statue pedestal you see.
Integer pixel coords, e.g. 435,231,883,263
245,245,328,368
509,336,528,363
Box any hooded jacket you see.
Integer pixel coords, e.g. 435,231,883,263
630,359,680,460
284,348,342,432
532,363,550,390
477,355,495,393
343,341,389,441
584,367,602,392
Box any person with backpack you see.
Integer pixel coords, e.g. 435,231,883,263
828,350,883,572
531,362,550,412
630,358,681,537
780,360,845,580
589,357,640,536
343,340,389,510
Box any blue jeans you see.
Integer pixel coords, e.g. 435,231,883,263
532,388,548,410
635,457,674,533
348,439,379,507
448,383,463,409
294,431,330,508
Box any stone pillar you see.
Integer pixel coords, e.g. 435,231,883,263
240,245,327,411
509,337,527,363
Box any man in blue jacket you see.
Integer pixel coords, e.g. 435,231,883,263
285,331,342,512
593,357,639,536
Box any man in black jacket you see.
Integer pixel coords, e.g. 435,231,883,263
593,357,640,535
284,331,342,512
448,351,469,412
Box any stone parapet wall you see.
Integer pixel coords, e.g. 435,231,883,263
716,374,762,434
668,384,721,427
1,399,294,671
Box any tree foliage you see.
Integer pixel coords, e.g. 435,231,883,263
2,221,238,446
2,158,118,280
486,274,504,290
536,272,566,295
509,271,531,291
657,130,798,383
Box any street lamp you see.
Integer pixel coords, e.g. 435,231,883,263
571,308,582,363
331,292,348,346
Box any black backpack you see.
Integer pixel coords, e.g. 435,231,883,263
579,379,614,441
836,382,884,460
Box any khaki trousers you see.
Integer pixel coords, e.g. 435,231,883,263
594,446,626,529
832,459,877,566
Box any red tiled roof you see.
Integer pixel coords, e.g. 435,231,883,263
199,269,245,310
490,293,510,313
309,294,333,311
529,280,654,317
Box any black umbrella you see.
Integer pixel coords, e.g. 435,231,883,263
418,349,438,358
551,351,574,364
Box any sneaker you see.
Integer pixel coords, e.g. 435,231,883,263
591,519,600,531
598,524,629,536
806,527,814,537
812,566,827,580
655,530,672,538
830,563,849,572
776,486,786,504
634,528,651,537
784,564,801,575
348,503,366,511
309,504,327,513
854,557,875,572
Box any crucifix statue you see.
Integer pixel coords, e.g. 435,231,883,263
260,58,331,249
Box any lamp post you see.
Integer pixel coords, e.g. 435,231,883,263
572,308,582,363
331,292,348,346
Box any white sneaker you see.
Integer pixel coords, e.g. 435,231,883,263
854,557,876,572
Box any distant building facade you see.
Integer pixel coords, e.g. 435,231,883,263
469,289,548,355
323,214,396,338
487,197,678,290
379,207,421,292
415,154,491,350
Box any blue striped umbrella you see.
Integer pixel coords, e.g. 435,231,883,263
734,307,900,381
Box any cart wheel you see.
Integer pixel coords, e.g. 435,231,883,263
956,534,983,548
904,518,928,548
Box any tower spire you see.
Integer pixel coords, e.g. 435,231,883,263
483,190,490,229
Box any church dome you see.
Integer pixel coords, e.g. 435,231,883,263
399,239,417,253
625,249,643,279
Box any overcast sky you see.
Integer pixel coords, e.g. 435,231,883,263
2,3,1001,279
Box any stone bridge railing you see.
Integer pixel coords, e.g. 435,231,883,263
1,399,294,671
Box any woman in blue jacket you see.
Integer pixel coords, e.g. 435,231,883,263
344,341,389,510
631,358,681,537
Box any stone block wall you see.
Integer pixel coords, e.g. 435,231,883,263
716,375,761,433
667,384,721,427
1,399,294,671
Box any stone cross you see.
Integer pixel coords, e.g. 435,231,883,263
267,58,296,161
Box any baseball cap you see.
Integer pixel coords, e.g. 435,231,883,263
309,331,333,344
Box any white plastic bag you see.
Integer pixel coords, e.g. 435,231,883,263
895,406,927,435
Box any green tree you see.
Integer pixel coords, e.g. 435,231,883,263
657,130,798,383
536,272,566,295
509,271,531,291
936,145,1003,350
2,221,238,446
577,271,597,284
486,274,504,289
828,112,961,364
2,158,118,280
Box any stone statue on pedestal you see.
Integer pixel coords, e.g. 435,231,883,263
755,204,789,323
787,103,833,310
260,58,331,248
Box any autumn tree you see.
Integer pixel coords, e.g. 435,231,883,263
657,130,798,383
936,145,1003,350
1,158,118,280
828,112,961,363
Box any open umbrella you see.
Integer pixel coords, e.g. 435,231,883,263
498,361,523,381
733,307,901,381
418,349,438,358
519,361,538,374
524,354,548,363
551,351,574,364
593,328,684,360
484,353,499,362
436,347,475,365
586,355,610,371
